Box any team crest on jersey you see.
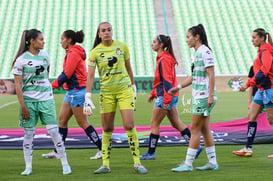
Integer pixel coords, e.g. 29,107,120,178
228,76,243,91
116,48,122,55
43,58,47,64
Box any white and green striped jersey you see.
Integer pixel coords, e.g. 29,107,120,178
191,45,217,99
13,51,53,102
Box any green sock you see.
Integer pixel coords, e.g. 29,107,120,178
126,128,141,165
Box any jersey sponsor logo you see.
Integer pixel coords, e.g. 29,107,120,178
107,56,118,67
100,53,105,58
30,80,46,85
105,71,122,76
207,57,214,64
27,61,33,66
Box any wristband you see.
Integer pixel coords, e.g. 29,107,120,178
177,84,182,90
85,92,91,99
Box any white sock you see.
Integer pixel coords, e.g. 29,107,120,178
206,146,217,165
46,125,69,166
185,148,197,167
23,128,35,169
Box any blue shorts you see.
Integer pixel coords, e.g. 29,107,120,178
253,89,273,108
63,88,86,108
154,96,178,110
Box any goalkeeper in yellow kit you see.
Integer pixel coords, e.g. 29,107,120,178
84,22,148,174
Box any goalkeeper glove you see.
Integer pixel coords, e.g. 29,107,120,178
83,92,95,116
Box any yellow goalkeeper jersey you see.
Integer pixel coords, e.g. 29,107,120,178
88,40,131,94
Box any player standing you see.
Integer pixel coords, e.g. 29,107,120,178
169,24,218,172
140,34,202,160
84,22,148,174
233,28,273,157
42,30,102,160
12,29,71,175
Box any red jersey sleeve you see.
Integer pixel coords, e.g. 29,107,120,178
159,59,174,105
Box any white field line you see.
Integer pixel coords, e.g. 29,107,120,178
0,101,18,109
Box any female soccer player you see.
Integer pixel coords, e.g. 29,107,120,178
12,29,71,175
233,28,273,157
42,30,102,160
169,24,218,171
84,22,147,174
140,34,202,160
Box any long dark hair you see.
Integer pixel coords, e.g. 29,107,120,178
253,28,273,46
63,30,84,45
92,22,112,49
188,24,211,50
157,34,177,64
11,29,42,68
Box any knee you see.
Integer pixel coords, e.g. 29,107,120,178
58,118,68,127
124,124,134,131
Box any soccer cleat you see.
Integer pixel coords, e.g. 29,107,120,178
42,151,60,159
196,163,219,171
21,168,32,176
172,162,193,172
195,145,203,159
94,166,111,174
134,164,148,174
90,150,102,160
232,147,253,157
267,155,273,158
139,152,156,160
63,165,72,175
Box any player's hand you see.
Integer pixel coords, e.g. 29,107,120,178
147,95,155,103
168,87,179,96
21,105,30,120
239,85,248,92
208,96,214,108
83,93,95,116
163,104,169,110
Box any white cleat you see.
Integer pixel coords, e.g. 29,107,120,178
63,165,72,175
90,150,102,160
21,168,32,176
42,151,59,159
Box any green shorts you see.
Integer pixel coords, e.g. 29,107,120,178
19,99,57,127
192,97,216,116
100,88,135,114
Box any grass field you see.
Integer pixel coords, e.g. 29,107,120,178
1,92,272,181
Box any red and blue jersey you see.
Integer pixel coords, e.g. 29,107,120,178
150,51,179,104
51,45,87,90
246,43,273,90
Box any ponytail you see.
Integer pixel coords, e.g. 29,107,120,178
92,22,111,49
157,34,178,64
188,24,211,50
63,30,84,45
267,33,273,46
11,29,41,69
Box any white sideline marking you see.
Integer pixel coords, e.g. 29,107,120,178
0,101,18,109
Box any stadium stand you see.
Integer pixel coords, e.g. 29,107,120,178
0,0,157,78
171,0,273,75
1,0,273,77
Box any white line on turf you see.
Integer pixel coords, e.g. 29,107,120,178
0,101,18,109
